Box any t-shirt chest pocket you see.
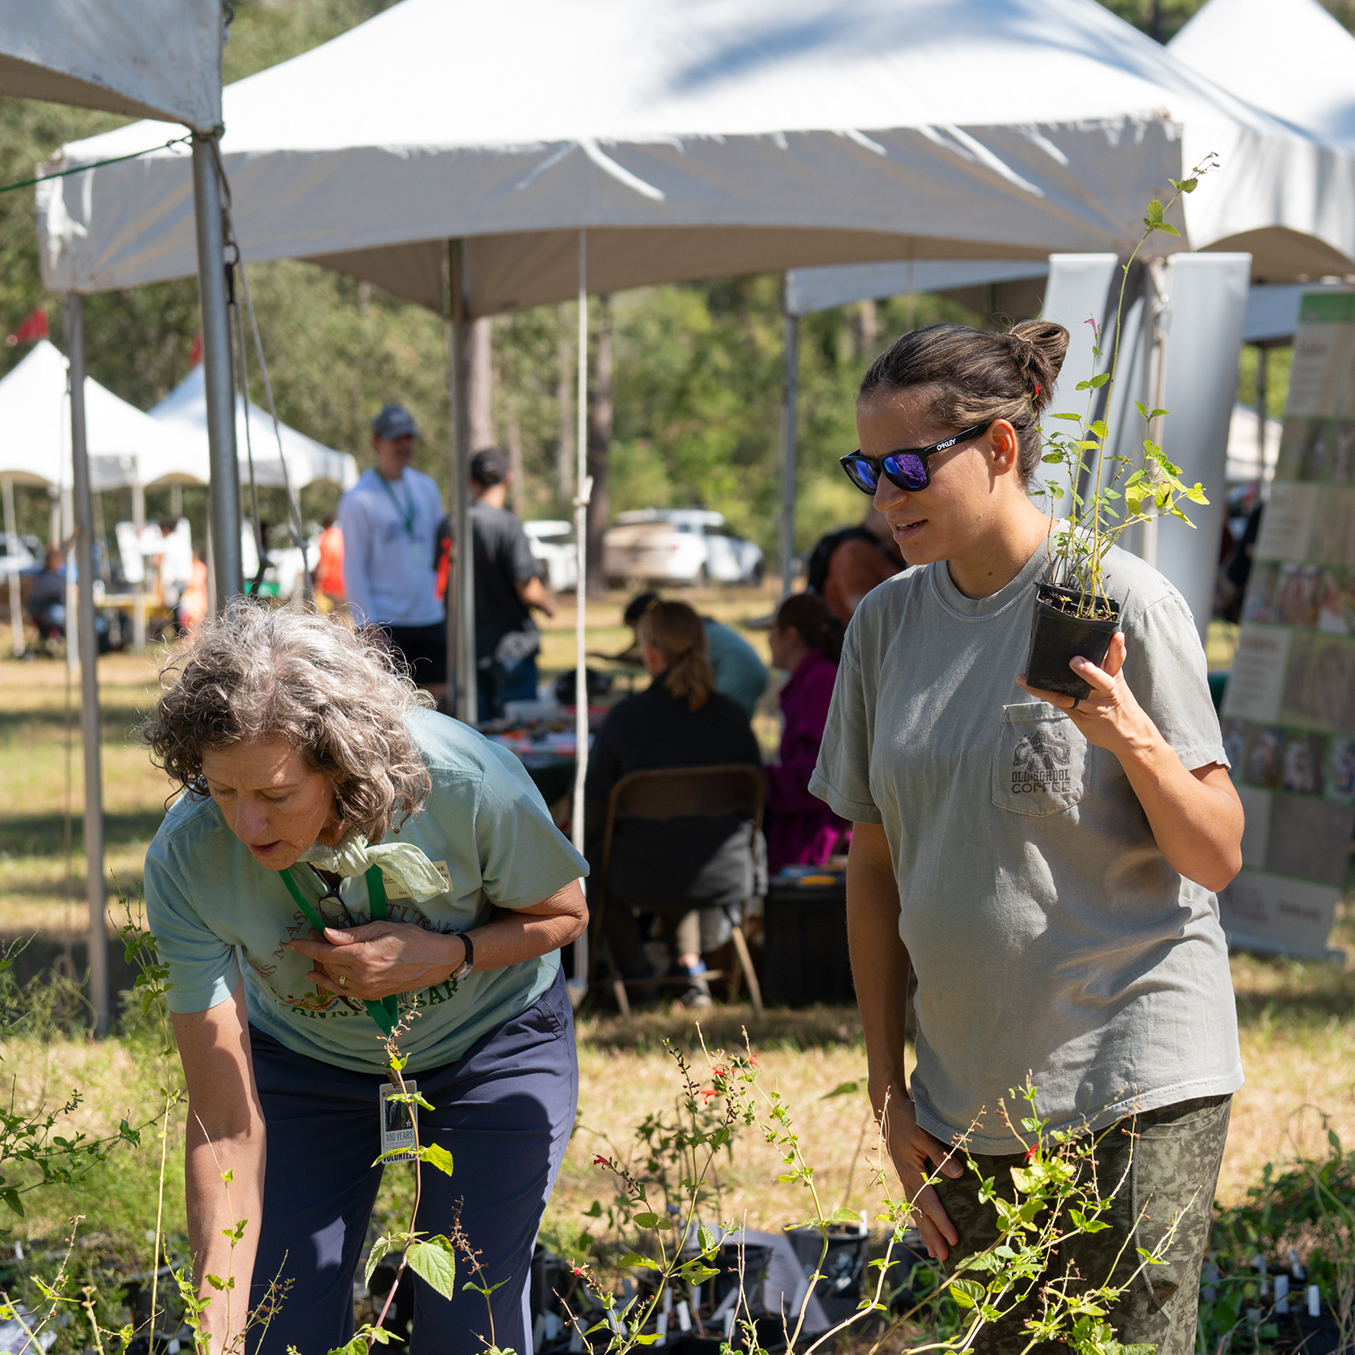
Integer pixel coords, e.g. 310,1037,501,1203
991,703,1088,817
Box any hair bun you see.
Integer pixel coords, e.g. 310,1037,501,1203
1006,320,1069,414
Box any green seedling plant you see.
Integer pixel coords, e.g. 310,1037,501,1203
344,1007,460,1355
1038,155,1218,618
560,1034,1187,1355
1203,1113,1355,1355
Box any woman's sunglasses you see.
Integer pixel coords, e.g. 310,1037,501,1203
839,421,992,495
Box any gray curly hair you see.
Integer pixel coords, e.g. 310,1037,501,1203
139,602,433,841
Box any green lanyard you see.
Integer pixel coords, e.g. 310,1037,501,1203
377,473,416,540
280,864,400,1036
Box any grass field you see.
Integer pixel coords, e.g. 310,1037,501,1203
0,592,1352,1265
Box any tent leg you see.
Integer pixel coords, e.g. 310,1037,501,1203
3,477,22,656
192,132,242,608
1252,346,1262,495
131,481,147,652
447,240,476,724
780,284,799,599
569,229,591,1004
64,294,108,1038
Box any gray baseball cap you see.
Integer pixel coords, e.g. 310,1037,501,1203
372,403,418,440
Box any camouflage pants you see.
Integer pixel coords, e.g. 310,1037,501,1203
933,1094,1231,1355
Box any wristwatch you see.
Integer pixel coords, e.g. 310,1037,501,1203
451,932,474,983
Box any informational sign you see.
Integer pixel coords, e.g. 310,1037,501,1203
1220,291,1355,958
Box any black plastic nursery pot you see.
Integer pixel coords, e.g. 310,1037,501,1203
1024,583,1122,701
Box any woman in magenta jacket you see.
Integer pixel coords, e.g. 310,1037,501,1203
765,592,849,872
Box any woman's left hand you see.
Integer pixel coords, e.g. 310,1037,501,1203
289,921,464,1000
1017,631,1158,759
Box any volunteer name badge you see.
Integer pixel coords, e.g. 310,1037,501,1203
379,1080,419,1162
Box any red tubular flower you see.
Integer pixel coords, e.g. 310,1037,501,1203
593,1154,611,1167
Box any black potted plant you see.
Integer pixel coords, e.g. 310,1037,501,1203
1025,157,1216,700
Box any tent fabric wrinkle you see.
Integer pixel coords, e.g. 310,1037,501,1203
0,0,221,129
35,0,1355,308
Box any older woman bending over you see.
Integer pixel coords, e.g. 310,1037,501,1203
140,603,587,1354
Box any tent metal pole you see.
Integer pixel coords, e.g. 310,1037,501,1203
1254,343,1268,490
3,477,22,656
63,294,108,1037
780,280,799,599
193,132,242,608
447,241,476,724
131,481,147,651
569,229,590,1003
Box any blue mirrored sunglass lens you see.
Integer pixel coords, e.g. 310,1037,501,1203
842,458,878,492
883,453,927,489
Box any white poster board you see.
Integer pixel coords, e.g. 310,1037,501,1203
1220,290,1355,958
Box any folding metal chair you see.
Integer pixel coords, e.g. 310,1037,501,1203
589,764,765,1019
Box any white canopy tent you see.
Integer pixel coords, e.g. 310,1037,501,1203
36,0,1355,306
148,365,359,494
0,0,220,128
0,0,229,1035
1170,0,1355,161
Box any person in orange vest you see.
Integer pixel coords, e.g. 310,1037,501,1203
314,516,345,609
179,552,209,634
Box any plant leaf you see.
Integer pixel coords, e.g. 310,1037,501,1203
364,1236,393,1288
950,1279,985,1309
821,1080,863,1099
420,1143,455,1178
405,1236,457,1299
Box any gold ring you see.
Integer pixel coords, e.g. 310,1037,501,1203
338,975,347,989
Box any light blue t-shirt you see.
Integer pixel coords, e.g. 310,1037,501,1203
704,619,768,715
144,709,588,1075
338,466,445,628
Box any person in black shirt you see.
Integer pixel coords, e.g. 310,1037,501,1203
440,448,556,721
585,600,763,1005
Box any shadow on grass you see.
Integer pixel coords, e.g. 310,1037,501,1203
0,809,166,859
0,703,152,740
575,1001,863,1053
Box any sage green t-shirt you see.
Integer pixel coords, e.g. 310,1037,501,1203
144,709,587,1075
810,544,1243,1153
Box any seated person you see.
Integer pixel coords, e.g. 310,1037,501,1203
27,548,66,641
765,592,850,873
586,600,763,1006
609,591,768,715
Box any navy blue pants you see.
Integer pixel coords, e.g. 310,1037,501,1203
247,970,578,1354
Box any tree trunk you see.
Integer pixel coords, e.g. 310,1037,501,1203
585,296,613,599
856,298,878,355
468,316,494,450
506,399,524,517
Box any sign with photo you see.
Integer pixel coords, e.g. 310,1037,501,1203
1221,291,1355,958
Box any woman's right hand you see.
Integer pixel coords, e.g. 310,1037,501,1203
877,1089,963,1261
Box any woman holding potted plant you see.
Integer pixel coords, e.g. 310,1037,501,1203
810,319,1244,1355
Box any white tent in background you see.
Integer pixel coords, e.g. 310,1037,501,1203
147,365,358,493
36,0,1355,305
0,340,183,492
1170,0,1355,161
